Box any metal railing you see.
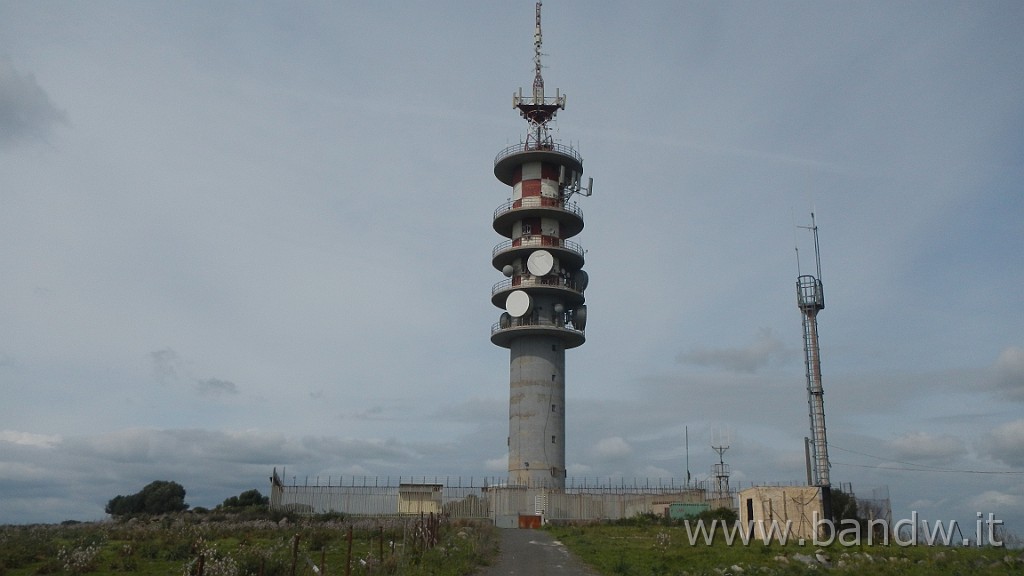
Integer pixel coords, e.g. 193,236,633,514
492,235,584,260
797,275,824,310
492,196,583,221
491,276,584,297
494,141,582,167
490,315,584,336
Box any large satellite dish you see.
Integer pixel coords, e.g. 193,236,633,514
506,290,532,318
572,305,587,330
527,249,554,276
575,269,589,291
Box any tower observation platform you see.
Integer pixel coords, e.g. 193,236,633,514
490,1,592,489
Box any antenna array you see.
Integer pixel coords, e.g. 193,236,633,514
513,1,566,150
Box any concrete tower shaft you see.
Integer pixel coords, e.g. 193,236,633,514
491,152,588,488
508,336,566,486
491,2,590,489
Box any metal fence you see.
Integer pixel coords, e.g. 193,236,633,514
269,470,732,526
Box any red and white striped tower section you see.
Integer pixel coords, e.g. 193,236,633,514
490,1,592,489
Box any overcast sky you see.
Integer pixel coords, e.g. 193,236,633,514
1,1,1022,532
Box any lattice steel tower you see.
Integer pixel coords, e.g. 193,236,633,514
797,213,833,521
490,1,592,488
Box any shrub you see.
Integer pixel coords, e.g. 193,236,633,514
106,481,189,517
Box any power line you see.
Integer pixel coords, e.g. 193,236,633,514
830,444,1024,475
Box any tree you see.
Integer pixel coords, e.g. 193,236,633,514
220,488,269,509
830,488,860,524
106,480,189,517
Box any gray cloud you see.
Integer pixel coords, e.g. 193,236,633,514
984,420,1024,468
150,349,240,397
677,328,791,373
990,346,1024,402
150,349,181,386
197,377,238,396
0,57,66,145
0,428,465,522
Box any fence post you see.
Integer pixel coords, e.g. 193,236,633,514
345,525,353,576
290,534,300,576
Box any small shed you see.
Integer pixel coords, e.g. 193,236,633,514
738,486,823,543
667,502,710,520
398,483,443,515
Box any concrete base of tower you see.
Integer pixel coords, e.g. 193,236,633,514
508,335,566,490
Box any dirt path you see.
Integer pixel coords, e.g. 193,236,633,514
475,529,600,576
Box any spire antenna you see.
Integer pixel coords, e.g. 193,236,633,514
513,1,566,150
532,0,544,103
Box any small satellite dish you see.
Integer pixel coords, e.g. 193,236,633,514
506,290,532,318
527,249,554,276
499,312,512,328
572,305,587,330
502,264,514,277
575,269,589,291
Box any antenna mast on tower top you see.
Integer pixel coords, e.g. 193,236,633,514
532,1,544,103
514,1,566,149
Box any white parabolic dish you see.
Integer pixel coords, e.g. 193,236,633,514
527,249,554,276
505,290,532,318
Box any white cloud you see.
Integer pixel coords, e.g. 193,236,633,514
0,460,51,482
593,437,632,460
887,432,966,464
967,490,1024,514
637,465,674,479
65,429,158,463
907,498,948,511
984,420,1024,468
0,430,61,448
567,463,593,476
484,455,507,473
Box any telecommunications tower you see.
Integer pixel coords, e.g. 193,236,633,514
796,213,833,521
711,444,731,498
490,1,592,489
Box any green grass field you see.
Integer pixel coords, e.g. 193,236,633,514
6,513,1022,576
0,513,498,576
545,522,1024,576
